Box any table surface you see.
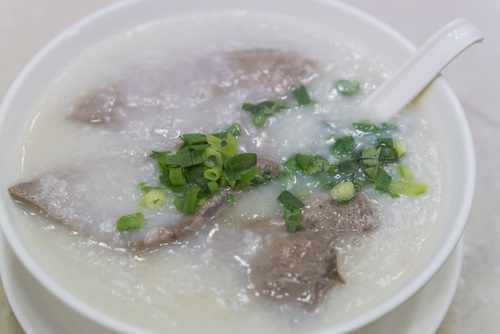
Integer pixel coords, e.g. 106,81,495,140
1,0,499,333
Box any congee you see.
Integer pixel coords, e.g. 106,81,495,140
7,11,442,333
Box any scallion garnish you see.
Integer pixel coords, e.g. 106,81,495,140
139,188,167,208
330,136,356,158
283,122,427,203
335,79,361,96
294,154,330,175
174,185,201,215
242,100,290,128
148,125,275,217
390,180,428,196
394,140,407,158
225,153,258,173
331,181,355,203
204,166,223,181
292,85,314,106
116,213,146,231
353,121,381,134
277,190,305,233
397,164,413,182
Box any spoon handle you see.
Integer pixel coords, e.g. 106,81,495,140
362,18,483,119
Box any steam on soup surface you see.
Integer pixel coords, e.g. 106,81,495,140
8,11,442,333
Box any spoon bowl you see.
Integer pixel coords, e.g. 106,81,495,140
361,18,483,119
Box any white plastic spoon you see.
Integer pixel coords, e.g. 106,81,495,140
361,18,483,119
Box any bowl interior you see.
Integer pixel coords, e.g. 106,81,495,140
0,0,474,333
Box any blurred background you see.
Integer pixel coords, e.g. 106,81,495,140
1,0,498,333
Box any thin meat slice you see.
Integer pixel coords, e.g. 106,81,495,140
301,191,377,238
68,48,318,129
247,192,376,308
250,232,343,308
8,158,280,252
8,159,168,249
69,86,125,126
213,48,318,99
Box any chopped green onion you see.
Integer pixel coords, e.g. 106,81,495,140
222,133,238,157
149,150,171,159
292,85,314,106
277,190,305,233
361,146,380,166
138,182,155,194
226,122,242,137
353,121,381,134
397,164,414,182
204,147,223,168
284,207,303,233
180,133,208,145
331,136,356,158
295,154,330,175
164,149,206,168
377,138,399,164
328,159,361,176
242,100,290,128
394,140,407,157
331,182,355,203
169,166,186,186
206,133,238,158
207,181,220,195
390,180,428,196
242,100,290,114
204,166,223,181
139,188,167,208
251,113,267,127
225,153,257,173
278,190,305,209
373,167,396,196
382,122,398,131
335,79,361,96
174,185,201,215
116,213,146,231
236,169,261,189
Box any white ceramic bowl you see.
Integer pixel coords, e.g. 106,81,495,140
0,0,475,333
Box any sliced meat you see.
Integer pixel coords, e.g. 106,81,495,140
301,191,377,239
213,48,318,99
8,159,166,249
69,86,125,126
8,157,280,252
245,192,376,237
246,192,376,308
67,48,318,129
250,232,343,308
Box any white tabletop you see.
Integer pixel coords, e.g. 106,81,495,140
1,0,499,333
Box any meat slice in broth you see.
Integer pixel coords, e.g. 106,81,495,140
69,86,126,127
213,48,318,99
247,193,376,308
301,191,377,238
8,159,166,249
8,158,280,252
68,48,318,129
250,231,343,308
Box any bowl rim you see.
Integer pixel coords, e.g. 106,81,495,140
0,0,476,333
